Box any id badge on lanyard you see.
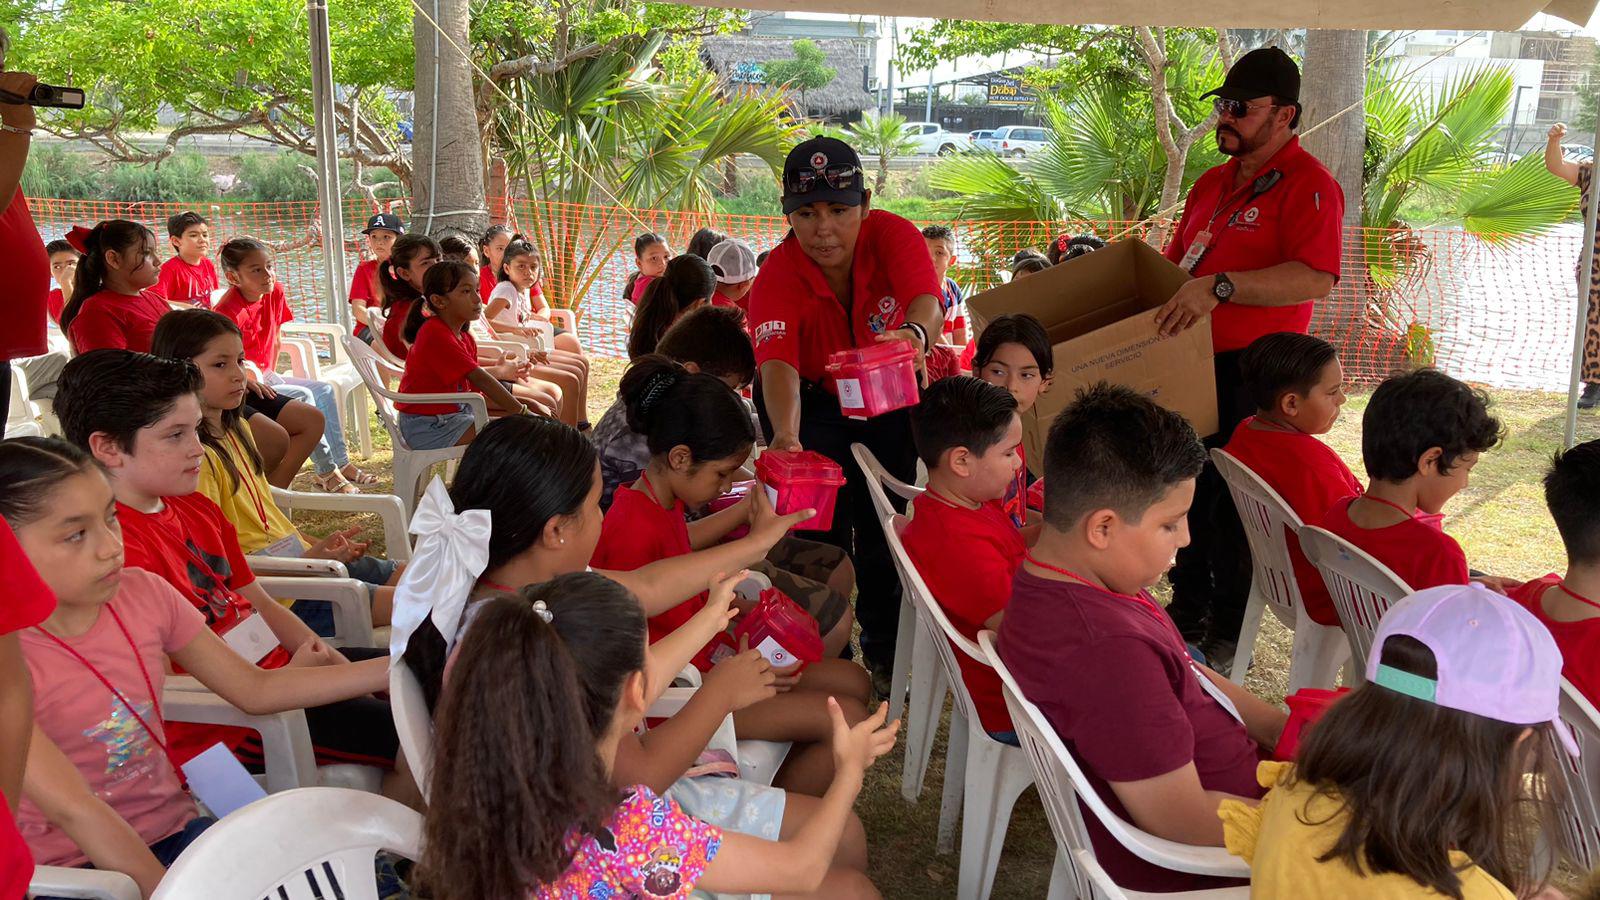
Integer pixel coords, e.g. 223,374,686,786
1179,169,1284,275
1178,230,1213,274
221,610,279,664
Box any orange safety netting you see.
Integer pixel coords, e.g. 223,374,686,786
29,196,1590,392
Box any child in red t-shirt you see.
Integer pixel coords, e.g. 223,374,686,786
624,231,669,306
591,354,871,797
52,349,401,782
376,232,439,362
903,377,1030,741
349,213,403,343
153,211,219,308
58,220,170,354
1222,333,1362,626
477,224,512,302
997,385,1287,893
1511,438,1600,706
922,225,967,345
45,238,80,326
0,436,385,892
1318,368,1516,594
972,313,1053,530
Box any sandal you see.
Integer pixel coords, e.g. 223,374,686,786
341,466,381,486
315,471,361,495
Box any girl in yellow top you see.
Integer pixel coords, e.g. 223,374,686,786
151,310,401,633
1220,583,1574,899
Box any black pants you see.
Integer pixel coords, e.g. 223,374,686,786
757,379,917,671
0,361,10,429
1166,350,1255,644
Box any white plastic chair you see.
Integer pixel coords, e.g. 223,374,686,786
149,787,420,900
256,574,376,649
887,513,1034,898
1210,449,1349,691
27,868,141,899
979,632,1251,899
6,364,43,438
1296,525,1414,679
850,442,946,803
343,335,488,517
269,487,413,563
363,308,407,369
1549,681,1600,871
279,322,373,457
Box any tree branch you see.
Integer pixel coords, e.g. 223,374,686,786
490,36,617,81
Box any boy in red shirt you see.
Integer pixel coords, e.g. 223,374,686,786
903,377,1031,742
46,239,79,326
349,213,403,344
971,314,1053,528
53,349,401,780
1319,368,1515,594
997,384,1287,893
1222,332,1360,627
154,212,219,308
1511,438,1600,706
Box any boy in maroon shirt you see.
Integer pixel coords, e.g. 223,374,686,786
998,384,1286,893
1318,368,1515,594
1222,332,1361,627
903,377,1031,741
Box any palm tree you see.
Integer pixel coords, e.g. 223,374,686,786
845,113,921,193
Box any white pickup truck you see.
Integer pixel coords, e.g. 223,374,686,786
902,121,963,156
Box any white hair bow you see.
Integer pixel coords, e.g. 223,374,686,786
388,477,492,661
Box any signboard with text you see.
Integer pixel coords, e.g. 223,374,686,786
986,75,1037,108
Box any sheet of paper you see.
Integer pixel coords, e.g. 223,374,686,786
182,742,268,819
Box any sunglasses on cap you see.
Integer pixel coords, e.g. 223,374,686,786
786,164,862,196
1213,97,1282,120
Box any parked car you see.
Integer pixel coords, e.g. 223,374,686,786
991,125,1051,158
1564,143,1595,163
902,122,964,157
966,129,997,152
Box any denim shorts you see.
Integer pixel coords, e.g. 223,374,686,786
398,408,475,450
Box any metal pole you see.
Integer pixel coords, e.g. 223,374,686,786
1564,110,1600,448
1502,85,1527,166
307,0,350,328
924,66,934,123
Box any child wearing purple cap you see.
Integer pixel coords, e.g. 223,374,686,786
1222,582,1572,898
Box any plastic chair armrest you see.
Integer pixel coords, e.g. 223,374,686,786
646,686,700,719
547,308,578,333
269,488,412,562
280,322,355,366
390,392,489,429
277,335,320,380
247,555,350,578
256,575,375,648
28,867,141,900
161,688,318,792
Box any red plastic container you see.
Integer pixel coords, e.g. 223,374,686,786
755,450,846,532
826,340,920,417
706,480,755,541
734,588,824,671
1026,477,1045,512
1273,687,1352,761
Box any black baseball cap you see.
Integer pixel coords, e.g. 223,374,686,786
1204,47,1300,104
781,137,866,215
362,212,406,235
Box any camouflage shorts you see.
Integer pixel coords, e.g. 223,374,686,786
751,536,851,636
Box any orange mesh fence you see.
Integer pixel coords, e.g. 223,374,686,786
28,196,1590,392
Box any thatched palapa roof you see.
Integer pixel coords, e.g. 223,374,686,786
700,35,873,117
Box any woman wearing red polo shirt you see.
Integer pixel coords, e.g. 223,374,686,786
746,136,945,688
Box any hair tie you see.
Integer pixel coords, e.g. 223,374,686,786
640,371,681,416
1056,234,1070,252
65,225,93,254
531,600,553,624
388,477,493,660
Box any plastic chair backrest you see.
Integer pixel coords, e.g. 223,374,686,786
341,335,405,441
389,659,434,802
1553,681,1600,870
851,442,922,524
978,631,1251,880
884,513,989,733
1296,525,1413,673
150,787,422,900
7,365,39,429
1211,448,1308,628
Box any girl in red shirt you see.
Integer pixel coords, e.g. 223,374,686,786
623,231,669,307
59,220,171,354
476,224,513,303
592,355,871,797
376,233,443,362
45,238,79,326
628,254,715,360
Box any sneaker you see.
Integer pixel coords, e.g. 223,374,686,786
1581,383,1600,410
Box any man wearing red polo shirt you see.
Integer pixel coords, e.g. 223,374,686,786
1154,47,1346,664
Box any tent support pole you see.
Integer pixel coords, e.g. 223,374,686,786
308,0,350,328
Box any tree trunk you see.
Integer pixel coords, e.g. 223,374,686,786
411,0,488,237
1300,30,1367,234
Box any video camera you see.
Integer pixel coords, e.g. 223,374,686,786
0,83,84,110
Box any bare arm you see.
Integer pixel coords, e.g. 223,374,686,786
1228,262,1335,308
169,628,387,715
465,367,525,414
0,635,31,805
758,360,804,451
1548,123,1582,186
0,73,36,211
1108,762,1255,846
23,729,166,898
237,580,321,655
685,501,751,551
1198,665,1288,751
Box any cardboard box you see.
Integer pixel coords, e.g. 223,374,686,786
966,239,1217,469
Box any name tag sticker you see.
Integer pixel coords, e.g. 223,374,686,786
221,612,279,665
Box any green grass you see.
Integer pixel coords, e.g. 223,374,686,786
291,374,1595,898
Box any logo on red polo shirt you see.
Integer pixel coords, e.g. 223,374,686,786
1242,207,1260,224
867,295,897,335
754,320,787,346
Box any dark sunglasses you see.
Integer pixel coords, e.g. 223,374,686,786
786,164,861,195
1213,97,1280,119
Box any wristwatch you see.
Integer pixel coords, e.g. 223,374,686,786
1212,273,1235,303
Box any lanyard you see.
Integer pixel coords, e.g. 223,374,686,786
34,607,188,787
1559,580,1600,613
1361,494,1420,519
1023,553,1172,630
225,431,271,528
1355,494,1445,533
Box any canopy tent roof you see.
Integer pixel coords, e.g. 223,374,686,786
685,0,1595,32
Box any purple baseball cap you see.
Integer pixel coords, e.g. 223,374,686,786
1368,582,1579,758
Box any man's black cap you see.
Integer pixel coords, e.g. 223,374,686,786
781,137,866,215
1204,47,1301,104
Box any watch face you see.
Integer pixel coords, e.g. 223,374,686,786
1215,278,1234,299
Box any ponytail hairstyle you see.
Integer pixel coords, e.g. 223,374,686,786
623,231,667,301
378,234,442,314
216,236,271,281
686,226,728,260
627,254,715,359
405,259,478,344
61,220,158,338
620,354,754,464
419,574,647,900
496,234,540,284
150,308,265,491
437,234,475,263
402,415,599,710
0,437,103,528
1046,233,1107,266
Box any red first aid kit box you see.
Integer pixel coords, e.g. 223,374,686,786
755,450,846,532
825,340,920,417
706,480,755,541
735,588,824,671
1273,687,1352,761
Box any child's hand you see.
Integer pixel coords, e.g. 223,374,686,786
245,378,277,400
748,483,814,547
306,527,368,563
770,660,802,693
692,570,746,635
705,638,777,712
1472,574,1521,595
829,698,899,779
288,638,340,668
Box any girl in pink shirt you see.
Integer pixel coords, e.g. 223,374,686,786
1,437,387,896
